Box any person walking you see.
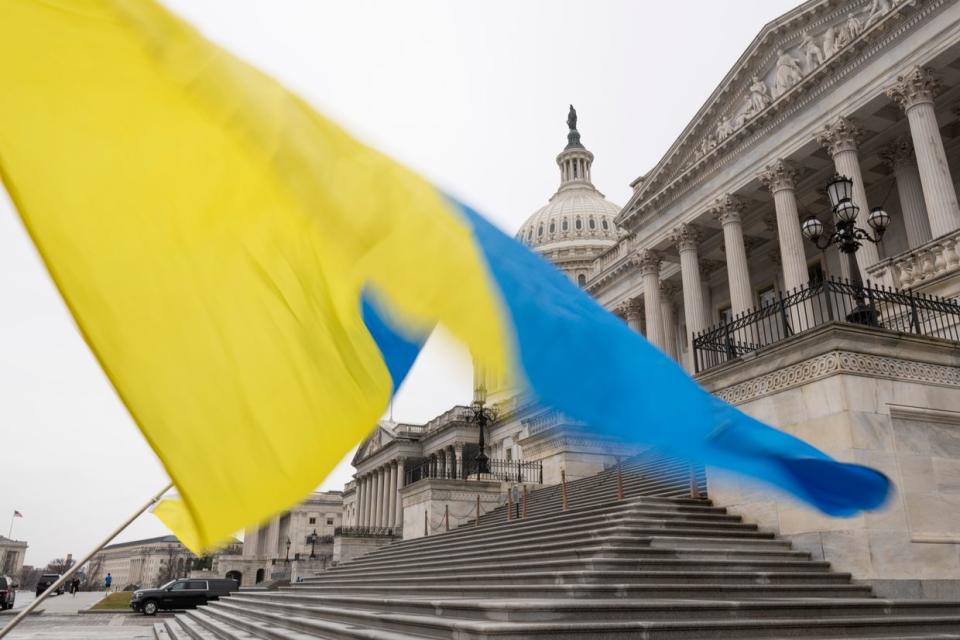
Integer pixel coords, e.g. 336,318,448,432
104,573,112,594
70,577,80,596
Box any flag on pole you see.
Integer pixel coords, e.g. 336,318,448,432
12,511,22,519
0,0,890,553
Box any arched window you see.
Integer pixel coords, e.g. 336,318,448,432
575,218,582,230
577,274,587,286
549,222,555,233
561,218,568,232
538,224,544,237
572,161,579,178
588,218,596,230
602,219,609,230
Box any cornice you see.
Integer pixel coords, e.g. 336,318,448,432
619,0,937,230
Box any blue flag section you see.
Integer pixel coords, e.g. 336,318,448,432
450,198,891,517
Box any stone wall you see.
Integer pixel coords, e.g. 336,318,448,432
699,323,960,598
399,478,504,540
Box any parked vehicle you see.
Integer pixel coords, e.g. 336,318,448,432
0,575,16,610
35,574,63,597
130,578,238,616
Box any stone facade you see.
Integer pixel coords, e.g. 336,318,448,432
586,0,960,597
85,535,222,590
217,491,342,587
0,536,27,579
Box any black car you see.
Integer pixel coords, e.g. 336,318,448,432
130,578,238,616
0,575,15,610
35,574,63,597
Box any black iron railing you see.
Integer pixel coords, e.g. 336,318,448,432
693,277,960,373
333,526,400,538
404,457,543,485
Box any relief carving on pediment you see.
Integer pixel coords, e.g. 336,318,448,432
683,0,905,170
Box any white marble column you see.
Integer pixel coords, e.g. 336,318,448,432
621,299,643,335
816,117,881,271
759,160,809,292
359,475,369,527
396,458,406,528
373,468,383,528
670,223,708,356
354,479,364,527
637,249,664,349
660,283,679,360
711,194,754,315
454,445,464,481
886,67,960,238
879,137,931,248
379,467,388,527
387,462,397,530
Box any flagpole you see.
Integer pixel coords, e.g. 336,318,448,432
7,513,12,539
0,483,173,639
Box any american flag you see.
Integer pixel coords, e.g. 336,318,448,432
13,511,22,518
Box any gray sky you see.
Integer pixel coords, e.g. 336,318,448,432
1,0,798,568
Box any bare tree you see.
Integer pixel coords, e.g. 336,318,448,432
45,557,75,574
82,555,104,590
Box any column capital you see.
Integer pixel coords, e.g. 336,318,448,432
816,116,863,157
617,298,643,322
758,160,800,193
709,194,746,226
659,281,681,300
669,222,701,252
878,136,915,169
635,248,662,276
698,258,725,279
886,66,941,111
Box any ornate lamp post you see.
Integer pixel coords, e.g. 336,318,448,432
800,174,890,325
284,537,291,562
307,529,318,559
470,383,496,475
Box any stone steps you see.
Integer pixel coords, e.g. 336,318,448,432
219,594,960,623
319,556,833,581
195,597,960,639
283,581,874,599
159,452,960,638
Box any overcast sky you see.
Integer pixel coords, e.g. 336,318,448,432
1,0,799,568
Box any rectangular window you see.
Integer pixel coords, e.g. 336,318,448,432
505,448,513,461
719,306,733,325
308,517,316,524
326,518,334,526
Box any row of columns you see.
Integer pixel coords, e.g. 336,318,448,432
627,66,960,360
425,444,465,479
355,458,405,529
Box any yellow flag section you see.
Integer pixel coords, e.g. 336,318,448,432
0,0,510,553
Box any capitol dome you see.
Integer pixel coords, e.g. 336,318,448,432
516,106,621,284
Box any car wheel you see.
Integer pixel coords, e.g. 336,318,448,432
142,600,158,616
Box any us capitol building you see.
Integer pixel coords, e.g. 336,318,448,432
330,0,960,600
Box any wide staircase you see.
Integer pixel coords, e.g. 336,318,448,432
156,453,960,639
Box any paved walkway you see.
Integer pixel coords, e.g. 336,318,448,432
0,614,157,639
1,591,157,639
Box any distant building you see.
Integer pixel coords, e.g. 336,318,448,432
0,536,27,578
217,490,343,587
87,535,200,589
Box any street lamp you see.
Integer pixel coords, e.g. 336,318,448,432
470,383,496,475
285,537,290,562
307,529,318,559
800,174,890,325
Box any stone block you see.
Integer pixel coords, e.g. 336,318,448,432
867,530,960,579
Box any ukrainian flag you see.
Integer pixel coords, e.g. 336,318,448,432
0,0,889,553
